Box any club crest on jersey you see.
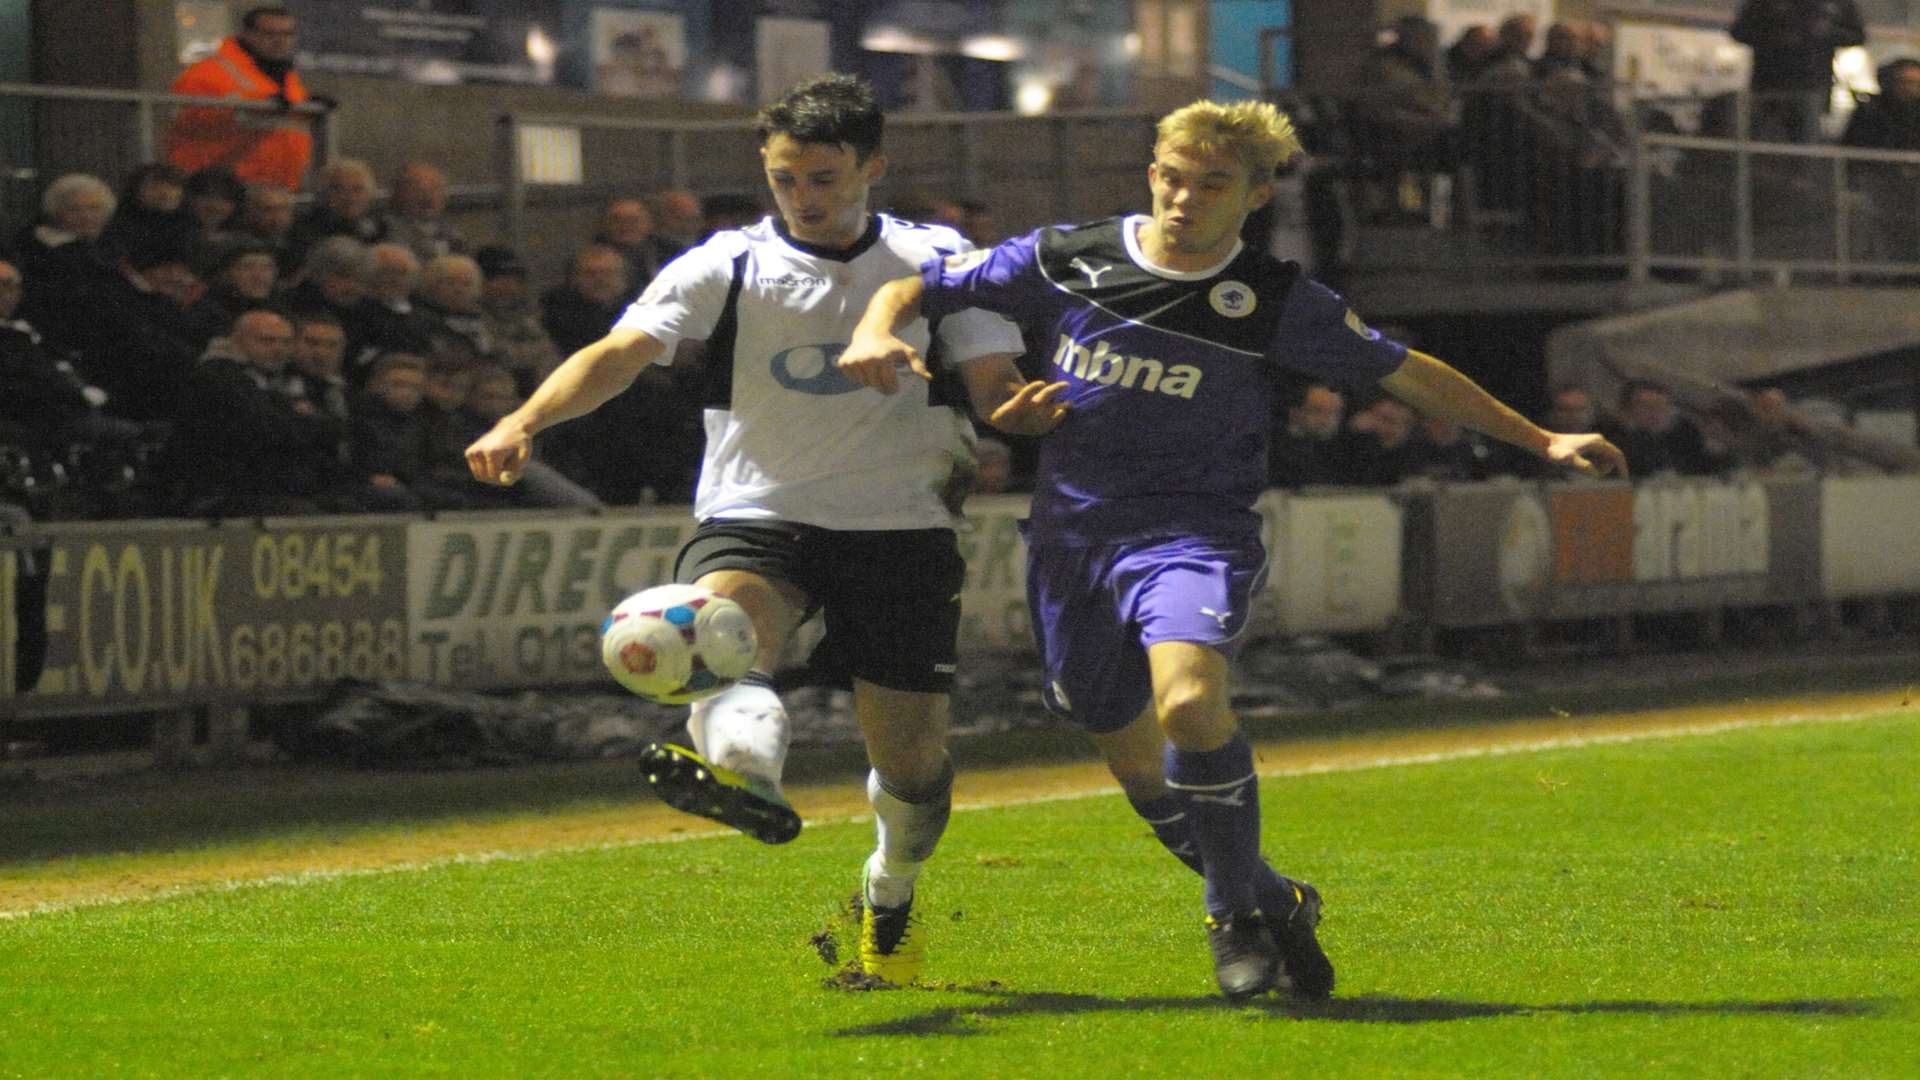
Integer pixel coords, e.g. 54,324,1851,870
1050,334,1202,399
1209,281,1255,318
943,249,990,273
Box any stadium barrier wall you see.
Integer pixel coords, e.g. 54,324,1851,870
1402,476,1823,627
5,476,1919,722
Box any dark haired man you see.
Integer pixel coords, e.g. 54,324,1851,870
166,6,315,191
466,74,1056,985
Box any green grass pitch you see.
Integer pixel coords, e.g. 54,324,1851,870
1,711,1914,1078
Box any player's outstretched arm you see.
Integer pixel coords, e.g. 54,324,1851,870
1380,350,1629,479
840,274,930,394
958,354,1070,436
466,327,665,485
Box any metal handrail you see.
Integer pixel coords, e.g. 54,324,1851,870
494,107,1155,252
0,80,338,178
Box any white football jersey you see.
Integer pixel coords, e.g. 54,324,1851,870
614,214,1023,530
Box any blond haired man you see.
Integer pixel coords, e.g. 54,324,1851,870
845,100,1625,1001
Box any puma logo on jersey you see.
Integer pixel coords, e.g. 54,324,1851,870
1050,334,1202,399
1200,606,1232,629
1069,257,1112,288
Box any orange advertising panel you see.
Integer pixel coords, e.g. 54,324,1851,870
1550,488,1634,584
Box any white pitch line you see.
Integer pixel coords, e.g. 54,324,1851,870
0,702,1907,923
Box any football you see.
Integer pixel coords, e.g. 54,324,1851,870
600,584,758,704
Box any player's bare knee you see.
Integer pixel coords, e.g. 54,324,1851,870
1154,687,1235,750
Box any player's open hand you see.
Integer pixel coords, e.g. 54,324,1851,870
1546,432,1628,480
466,421,533,486
988,379,1071,435
837,332,929,395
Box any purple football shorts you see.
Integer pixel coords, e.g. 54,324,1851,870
1025,532,1268,734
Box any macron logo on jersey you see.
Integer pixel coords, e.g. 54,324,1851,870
1050,334,1202,399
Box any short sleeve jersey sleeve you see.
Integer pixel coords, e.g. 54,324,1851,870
919,228,1055,326
1267,277,1407,388
612,236,744,357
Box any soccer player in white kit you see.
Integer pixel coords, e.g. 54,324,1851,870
465,74,1062,985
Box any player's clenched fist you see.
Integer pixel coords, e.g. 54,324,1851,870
466,422,531,486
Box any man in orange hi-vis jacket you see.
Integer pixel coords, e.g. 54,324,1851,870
167,6,315,191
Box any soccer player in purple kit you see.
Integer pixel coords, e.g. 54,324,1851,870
841,100,1627,1002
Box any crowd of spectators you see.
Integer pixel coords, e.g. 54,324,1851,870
0,152,766,519
1326,1,1920,264
3,3,1906,527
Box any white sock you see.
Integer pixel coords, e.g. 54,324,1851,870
685,672,789,788
863,761,953,909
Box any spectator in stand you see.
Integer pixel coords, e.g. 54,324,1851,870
166,5,316,191
952,197,998,248
14,174,116,326
473,245,562,395
53,231,202,422
456,363,599,507
1581,21,1614,81
184,237,279,348
1268,380,1346,490
1731,0,1866,143
181,167,246,238
647,189,706,257
1599,380,1723,478
412,253,493,367
1843,59,1920,265
1335,395,1420,486
596,197,671,293
104,163,190,260
1541,385,1597,433
1484,15,1537,81
233,182,298,271
541,245,630,356
972,437,1013,495
1447,25,1500,83
284,235,378,370
1352,16,1456,222
701,193,766,236
1407,413,1500,481
284,311,352,424
286,159,383,268
350,351,444,508
1532,23,1590,81
168,309,349,514
379,162,466,263
348,242,429,364
0,258,145,464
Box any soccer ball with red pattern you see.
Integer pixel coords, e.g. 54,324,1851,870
600,584,757,704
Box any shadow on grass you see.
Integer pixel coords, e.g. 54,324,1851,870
831,987,1885,1037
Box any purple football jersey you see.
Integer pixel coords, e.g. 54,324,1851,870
921,216,1406,546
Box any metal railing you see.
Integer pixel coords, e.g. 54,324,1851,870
494,107,1157,251
0,81,338,218
1296,82,1920,285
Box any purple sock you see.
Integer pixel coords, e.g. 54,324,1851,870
1164,734,1263,918
1129,791,1297,910
1127,793,1205,874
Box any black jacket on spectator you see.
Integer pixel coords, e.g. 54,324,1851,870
412,297,494,367
168,354,347,514
1268,430,1347,490
349,392,430,486
1731,0,1865,93
1842,91,1920,154
540,285,624,357
284,206,385,273
1599,417,1725,478
0,321,93,439
58,269,200,422
344,298,436,376
184,285,270,350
